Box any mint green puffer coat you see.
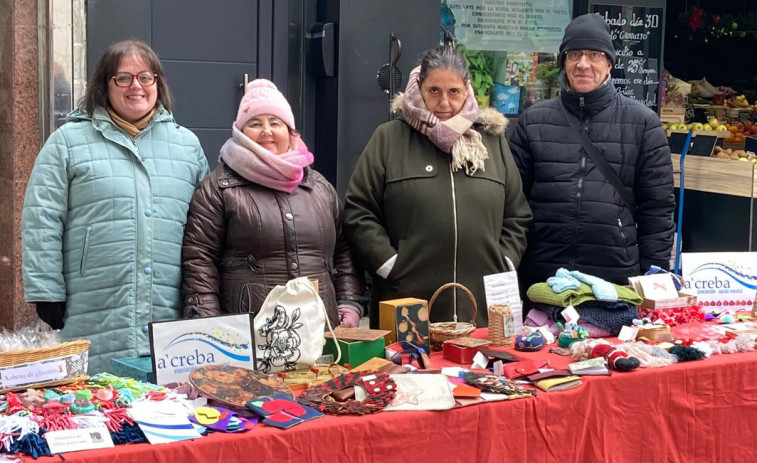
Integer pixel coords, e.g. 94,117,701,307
22,107,209,374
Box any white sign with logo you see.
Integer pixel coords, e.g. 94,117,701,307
681,252,757,313
150,314,255,385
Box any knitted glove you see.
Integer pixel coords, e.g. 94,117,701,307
546,268,581,293
568,270,618,301
337,306,361,328
34,301,66,330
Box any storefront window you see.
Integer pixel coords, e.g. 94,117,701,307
40,0,86,139
442,0,573,115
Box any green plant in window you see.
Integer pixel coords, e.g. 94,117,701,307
459,46,495,104
536,60,561,88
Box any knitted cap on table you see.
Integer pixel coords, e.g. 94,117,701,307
235,79,295,130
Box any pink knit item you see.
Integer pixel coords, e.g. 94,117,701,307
235,79,296,130
219,125,314,193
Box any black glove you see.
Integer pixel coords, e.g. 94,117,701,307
34,301,66,329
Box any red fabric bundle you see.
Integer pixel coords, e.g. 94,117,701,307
638,303,705,326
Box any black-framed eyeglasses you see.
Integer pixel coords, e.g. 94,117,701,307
564,50,606,63
111,71,157,88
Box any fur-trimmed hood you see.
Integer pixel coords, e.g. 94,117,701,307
390,92,508,136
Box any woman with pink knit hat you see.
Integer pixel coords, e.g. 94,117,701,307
181,79,365,328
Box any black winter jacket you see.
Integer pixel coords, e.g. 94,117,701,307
509,75,674,290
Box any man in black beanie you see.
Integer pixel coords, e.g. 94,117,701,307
508,13,674,314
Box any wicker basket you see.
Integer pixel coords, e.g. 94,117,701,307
487,304,514,347
0,339,90,392
428,283,477,351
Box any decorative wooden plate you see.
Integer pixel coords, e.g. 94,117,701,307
189,364,293,409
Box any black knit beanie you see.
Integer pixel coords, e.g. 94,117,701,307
558,13,616,68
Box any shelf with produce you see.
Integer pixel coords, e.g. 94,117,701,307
666,129,730,138
671,153,756,198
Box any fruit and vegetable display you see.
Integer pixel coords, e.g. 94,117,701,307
661,118,727,133
712,145,757,164
721,120,757,144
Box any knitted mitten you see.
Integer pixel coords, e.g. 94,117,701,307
568,270,618,301
591,343,640,372
546,268,581,293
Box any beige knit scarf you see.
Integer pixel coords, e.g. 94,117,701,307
401,66,488,174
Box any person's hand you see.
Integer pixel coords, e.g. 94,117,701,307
35,301,66,330
337,306,361,328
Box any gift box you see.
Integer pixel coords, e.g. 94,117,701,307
640,291,697,311
110,356,155,383
323,328,389,367
442,337,488,364
378,298,430,352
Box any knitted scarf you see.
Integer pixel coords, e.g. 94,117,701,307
106,107,156,137
219,125,314,193
401,66,488,174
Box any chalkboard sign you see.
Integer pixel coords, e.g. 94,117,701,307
590,2,664,113
689,135,717,157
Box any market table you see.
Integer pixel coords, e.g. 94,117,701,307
27,332,757,463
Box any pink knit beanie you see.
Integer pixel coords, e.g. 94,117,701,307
235,79,295,130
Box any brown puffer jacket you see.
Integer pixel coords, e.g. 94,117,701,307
181,163,364,327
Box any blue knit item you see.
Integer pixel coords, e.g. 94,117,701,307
111,423,148,445
567,270,618,301
9,431,51,458
546,268,581,292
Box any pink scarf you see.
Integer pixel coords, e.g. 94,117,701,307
219,125,314,193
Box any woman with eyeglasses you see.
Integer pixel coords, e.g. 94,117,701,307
22,40,209,373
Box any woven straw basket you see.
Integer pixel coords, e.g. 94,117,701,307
487,304,514,347
428,283,477,351
0,339,90,392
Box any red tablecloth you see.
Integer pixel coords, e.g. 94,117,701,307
26,333,757,463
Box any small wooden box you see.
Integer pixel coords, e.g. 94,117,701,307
323,328,390,367
379,298,430,353
442,337,488,364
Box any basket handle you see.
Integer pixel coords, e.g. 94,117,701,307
427,282,477,325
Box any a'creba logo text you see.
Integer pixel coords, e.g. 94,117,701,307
156,330,251,371
684,262,757,290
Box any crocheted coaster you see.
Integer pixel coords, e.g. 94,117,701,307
297,371,396,415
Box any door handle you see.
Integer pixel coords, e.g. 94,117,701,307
389,34,402,99
239,73,249,90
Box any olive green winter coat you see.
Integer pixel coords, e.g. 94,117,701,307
344,106,532,327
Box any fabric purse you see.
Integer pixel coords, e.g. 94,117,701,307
533,375,582,392
526,368,573,382
503,360,548,380
253,277,339,373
